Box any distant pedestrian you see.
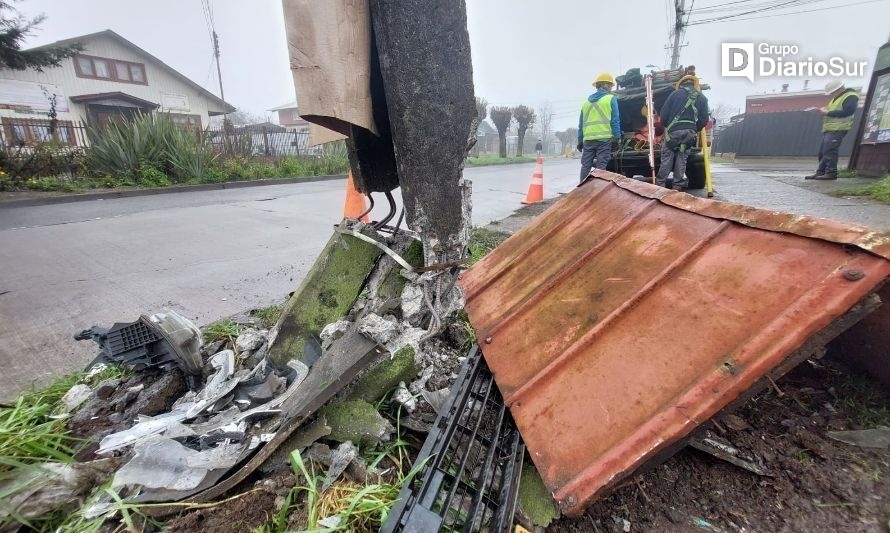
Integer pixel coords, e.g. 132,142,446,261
656,75,709,191
535,138,543,157
805,80,859,181
578,72,621,183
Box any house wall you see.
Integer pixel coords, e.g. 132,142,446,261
275,108,310,131
0,34,226,127
746,93,830,115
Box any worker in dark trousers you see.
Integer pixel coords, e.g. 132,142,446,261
656,75,709,191
805,80,859,180
578,73,621,183
535,138,543,157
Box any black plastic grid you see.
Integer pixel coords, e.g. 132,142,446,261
382,346,524,533
105,320,159,353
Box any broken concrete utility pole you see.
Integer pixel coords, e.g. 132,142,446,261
282,0,476,265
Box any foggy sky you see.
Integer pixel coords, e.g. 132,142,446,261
18,0,890,131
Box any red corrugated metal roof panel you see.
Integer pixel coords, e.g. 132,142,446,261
459,171,890,516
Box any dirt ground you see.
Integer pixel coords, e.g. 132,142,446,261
550,356,890,533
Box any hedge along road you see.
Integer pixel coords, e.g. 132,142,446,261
0,158,581,400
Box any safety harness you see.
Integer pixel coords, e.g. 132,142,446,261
663,89,699,152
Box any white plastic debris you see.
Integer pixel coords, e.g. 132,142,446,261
186,350,239,418
827,427,890,449
98,413,195,454
391,381,416,413
113,437,243,492
146,310,204,374
61,384,93,413
318,516,342,528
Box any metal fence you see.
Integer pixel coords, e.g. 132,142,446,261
711,110,863,157
0,119,317,157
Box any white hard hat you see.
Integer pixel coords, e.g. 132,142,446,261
824,79,844,95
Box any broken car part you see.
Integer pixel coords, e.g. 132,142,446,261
382,346,525,533
75,310,203,376
460,171,890,515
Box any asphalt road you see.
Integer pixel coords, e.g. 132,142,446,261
0,158,581,399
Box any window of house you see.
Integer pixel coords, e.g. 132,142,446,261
74,55,148,85
94,59,111,79
2,118,77,147
76,56,94,76
168,113,202,129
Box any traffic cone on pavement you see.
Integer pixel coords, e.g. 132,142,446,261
343,171,370,222
521,156,544,205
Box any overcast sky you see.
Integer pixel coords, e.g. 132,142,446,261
19,0,890,131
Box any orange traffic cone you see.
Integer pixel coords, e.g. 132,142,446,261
343,171,370,222
521,156,544,205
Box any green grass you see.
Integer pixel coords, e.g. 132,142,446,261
252,304,283,328
467,228,510,265
835,174,890,204
0,365,126,473
0,366,128,530
258,409,427,533
466,155,536,167
833,371,890,428
203,319,243,344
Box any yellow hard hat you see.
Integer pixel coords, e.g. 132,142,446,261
594,72,615,86
676,75,700,89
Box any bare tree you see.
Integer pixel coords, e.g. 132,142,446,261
554,127,579,153
512,105,536,157
709,103,734,126
475,97,488,125
536,102,554,154
489,106,513,158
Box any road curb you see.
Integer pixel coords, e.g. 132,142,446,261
1,173,348,208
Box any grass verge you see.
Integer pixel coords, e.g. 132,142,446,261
834,174,890,204
468,227,510,265
466,155,536,167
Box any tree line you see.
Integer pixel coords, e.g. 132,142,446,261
475,97,578,158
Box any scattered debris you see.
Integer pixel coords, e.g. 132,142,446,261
75,310,203,375
320,400,394,447
390,381,415,413
0,459,122,522
688,433,770,476
826,427,890,449
322,441,359,492
234,328,267,353
60,384,92,413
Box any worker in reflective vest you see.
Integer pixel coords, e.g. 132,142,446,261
578,72,621,183
805,80,859,180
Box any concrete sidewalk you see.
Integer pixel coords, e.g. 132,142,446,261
710,163,890,231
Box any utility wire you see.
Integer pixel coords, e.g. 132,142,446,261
690,0,887,26
689,0,812,24
689,0,885,23
691,0,818,14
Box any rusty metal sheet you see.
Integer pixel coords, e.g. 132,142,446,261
459,171,890,516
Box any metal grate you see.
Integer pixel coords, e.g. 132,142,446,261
105,320,159,353
382,346,524,533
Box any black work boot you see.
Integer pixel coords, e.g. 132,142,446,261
811,172,838,180
804,172,822,180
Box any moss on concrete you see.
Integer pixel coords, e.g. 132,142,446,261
319,399,391,448
347,346,417,403
269,231,383,367
377,239,424,301
518,463,559,527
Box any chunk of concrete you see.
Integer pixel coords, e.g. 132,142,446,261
320,400,394,448
268,229,383,367
61,384,93,414
347,346,417,403
235,328,267,352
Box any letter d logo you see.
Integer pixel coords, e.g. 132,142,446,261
722,43,755,82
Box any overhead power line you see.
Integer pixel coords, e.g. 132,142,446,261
688,0,885,24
